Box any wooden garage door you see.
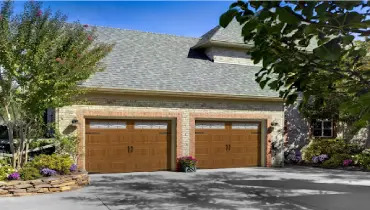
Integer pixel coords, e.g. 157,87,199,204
85,119,171,173
195,121,261,169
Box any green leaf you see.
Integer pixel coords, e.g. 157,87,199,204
259,77,271,89
286,93,298,104
342,35,354,45
315,2,328,15
277,7,301,25
229,1,246,9
304,24,317,35
313,38,342,61
220,9,239,28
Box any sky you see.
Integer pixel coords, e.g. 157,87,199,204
12,1,233,38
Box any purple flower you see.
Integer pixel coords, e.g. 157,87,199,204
312,156,320,164
40,168,57,177
36,10,42,17
70,164,78,172
343,159,353,167
8,172,20,180
318,154,329,162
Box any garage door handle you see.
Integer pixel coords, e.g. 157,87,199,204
128,146,130,153
228,144,231,151
225,144,228,151
131,146,134,153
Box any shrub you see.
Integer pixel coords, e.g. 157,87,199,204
353,152,370,170
20,166,42,181
322,154,351,168
27,154,73,174
301,139,362,162
40,168,57,177
177,156,197,169
8,172,20,180
343,159,353,167
0,165,16,181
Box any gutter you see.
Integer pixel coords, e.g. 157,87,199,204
83,87,283,102
191,40,254,50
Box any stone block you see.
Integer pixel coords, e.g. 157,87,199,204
61,177,73,182
37,188,49,193
30,180,43,185
49,187,61,192
15,184,33,189
60,186,71,191
0,181,7,187
8,189,26,193
13,192,33,197
0,189,9,195
34,184,52,188
27,188,39,193
6,181,23,186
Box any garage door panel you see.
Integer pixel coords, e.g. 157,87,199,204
195,121,261,169
85,119,171,173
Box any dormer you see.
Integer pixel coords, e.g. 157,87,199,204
192,21,261,66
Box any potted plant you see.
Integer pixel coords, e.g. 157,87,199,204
177,156,197,173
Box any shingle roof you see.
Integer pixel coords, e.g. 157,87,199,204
81,26,279,98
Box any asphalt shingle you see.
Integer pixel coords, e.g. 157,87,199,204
81,26,279,98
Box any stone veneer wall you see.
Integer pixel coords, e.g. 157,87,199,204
57,93,285,169
0,173,89,197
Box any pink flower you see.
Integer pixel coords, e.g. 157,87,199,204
36,10,42,17
83,24,88,28
87,36,93,41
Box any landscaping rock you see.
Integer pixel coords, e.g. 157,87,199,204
53,181,76,187
60,186,71,191
13,192,33,197
30,180,43,185
6,181,23,186
15,184,33,189
0,181,7,187
49,187,61,192
27,188,38,193
0,189,8,195
34,184,52,188
37,188,49,193
8,189,26,193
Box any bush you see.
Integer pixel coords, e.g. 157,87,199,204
353,152,370,170
40,168,57,177
0,165,16,181
322,154,351,168
301,139,362,162
177,156,197,169
27,154,73,174
20,166,42,181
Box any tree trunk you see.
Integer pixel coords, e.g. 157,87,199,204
365,123,370,149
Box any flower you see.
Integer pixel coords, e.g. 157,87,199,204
36,10,42,17
312,156,319,164
343,159,353,167
40,168,57,177
83,24,88,28
87,36,93,41
70,164,78,172
318,154,329,162
8,172,20,180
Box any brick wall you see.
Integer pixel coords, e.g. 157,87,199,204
57,93,285,169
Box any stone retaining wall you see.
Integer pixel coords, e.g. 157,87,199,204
0,172,89,197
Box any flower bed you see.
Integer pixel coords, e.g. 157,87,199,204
0,172,89,197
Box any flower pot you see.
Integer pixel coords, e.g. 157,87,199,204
182,165,197,173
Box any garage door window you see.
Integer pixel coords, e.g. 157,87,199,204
90,121,126,129
134,122,168,129
232,122,259,129
195,122,225,129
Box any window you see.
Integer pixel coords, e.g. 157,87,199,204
195,122,225,129
90,121,126,129
312,119,333,137
231,122,259,130
134,122,168,129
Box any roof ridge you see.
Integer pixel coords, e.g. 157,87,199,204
94,25,200,40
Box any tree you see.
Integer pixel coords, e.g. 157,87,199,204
220,1,370,143
0,0,113,168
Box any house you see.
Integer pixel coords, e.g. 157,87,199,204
56,21,287,174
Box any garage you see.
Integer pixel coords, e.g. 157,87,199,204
85,119,172,173
195,121,261,169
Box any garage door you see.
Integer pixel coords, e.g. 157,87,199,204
85,119,171,173
195,121,261,169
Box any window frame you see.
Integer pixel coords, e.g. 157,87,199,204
311,119,334,138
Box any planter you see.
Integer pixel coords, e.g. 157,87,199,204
182,165,197,173
0,172,89,197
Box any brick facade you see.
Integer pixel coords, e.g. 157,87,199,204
57,93,284,170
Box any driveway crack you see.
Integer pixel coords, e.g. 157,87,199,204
95,195,112,210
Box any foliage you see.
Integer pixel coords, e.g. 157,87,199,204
29,139,53,150
220,1,370,132
0,165,16,181
26,154,73,174
7,172,20,180
40,168,57,177
19,166,42,180
322,154,351,168
177,156,197,169
54,132,81,163
0,0,113,168
353,152,370,170
69,164,77,172
301,139,349,161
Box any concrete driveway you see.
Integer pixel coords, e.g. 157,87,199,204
1,167,370,210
